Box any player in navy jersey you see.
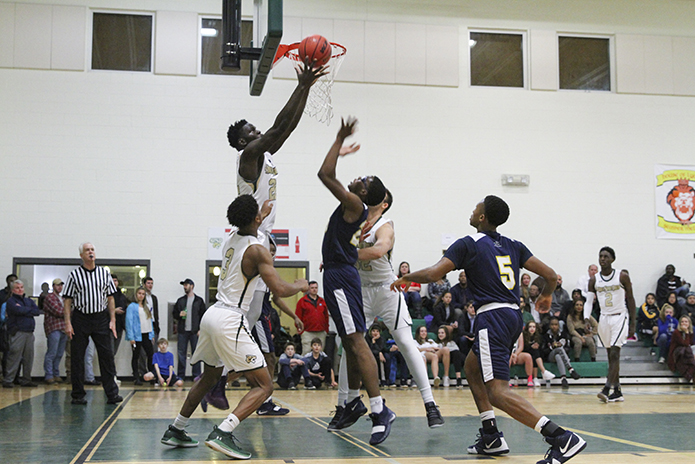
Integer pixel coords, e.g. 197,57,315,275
318,116,396,446
392,196,586,464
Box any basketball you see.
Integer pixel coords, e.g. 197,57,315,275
298,35,332,67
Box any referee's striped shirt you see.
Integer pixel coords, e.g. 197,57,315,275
63,266,117,314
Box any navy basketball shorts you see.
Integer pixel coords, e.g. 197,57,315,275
471,307,523,382
323,264,366,337
251,305,274,354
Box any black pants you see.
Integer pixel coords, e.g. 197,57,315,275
71,311,119,401
131,335,154,380
306,357,333,388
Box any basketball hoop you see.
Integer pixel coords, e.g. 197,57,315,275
273,42,347,125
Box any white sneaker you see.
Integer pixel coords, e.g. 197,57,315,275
443,377,450,387
533,378,541,387
542,370,556,381
433,376,441,387
658,357,665,364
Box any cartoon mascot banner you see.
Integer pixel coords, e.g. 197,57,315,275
655,164,695,239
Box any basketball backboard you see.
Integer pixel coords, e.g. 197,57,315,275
221,0,282,96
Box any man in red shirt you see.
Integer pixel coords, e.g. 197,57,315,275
295,281,329,355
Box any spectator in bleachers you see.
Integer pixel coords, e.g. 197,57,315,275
436,325,463,388
522,321,555,387
656,264,690,307
520,296,534,326
656,304,678,364
543,317,581,388
43,278,67,384
667,315,694,383
566,300,598,362
550,275,570,322
575,264,598,300
3,280,41,388
455,301,476,356
665,291,684,319
431,291,459,330
510,332,534,387
277,342,310,390
450,271,472,311
425,276,451,315
303,337,337,389
414,325,442,387
397,262,423,318
520,273,532,301
366,324,390,387
126,287,155,385
637,293,659,343
681,292,695,323
560,289,584,323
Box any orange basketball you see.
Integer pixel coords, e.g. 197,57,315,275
298,35,332,67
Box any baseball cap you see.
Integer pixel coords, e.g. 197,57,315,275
52,278,64,285
180,278,194,286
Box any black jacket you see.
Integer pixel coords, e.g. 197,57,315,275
173,293,206,333
113,288,129,334
431,302,458,329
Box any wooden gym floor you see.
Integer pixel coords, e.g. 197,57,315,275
1,382,694,463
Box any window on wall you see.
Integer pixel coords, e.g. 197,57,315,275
470,31,525,88
92,12,153,72
558,36,611,91
201,17,252,75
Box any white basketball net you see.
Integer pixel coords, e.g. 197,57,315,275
285,43,346,125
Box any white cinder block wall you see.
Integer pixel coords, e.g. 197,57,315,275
1,0,694,377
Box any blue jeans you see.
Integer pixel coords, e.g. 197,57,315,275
177,331,199,378
657,333,671,359
44,330,67,380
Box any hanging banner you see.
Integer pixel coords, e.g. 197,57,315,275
654,164,695,239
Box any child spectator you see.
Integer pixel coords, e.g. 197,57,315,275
510,333,534,387
398,262,423,319
656,304,678,364
144,338,184,387
522,321,555,387
277,342,310,390
520,273,531,301
303,337,337,389
414,325,442,387
126,287,155,385
455,301,476,356
666,292,684,319
637,293,660,342
366,324,391,387
543,317,581,388
566,300,598,362
436,325,463,388
667,316,695,383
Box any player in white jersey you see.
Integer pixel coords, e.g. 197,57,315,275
329,190,445,430
589,246,636,403
161,195,308,460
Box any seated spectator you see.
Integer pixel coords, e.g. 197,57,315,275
528,284,549,327
656,264,690,307
414,325,442,387
126,287,155,386
550,275,570,323
543,317,581,388
397,261,423,319
3,280,41,388
450,271,472,311
303,337,337,389
560,289,584,323
656,304,678,364
665,291,684,319
277,342,310,390
520,296,535,326
510,332,534,387
455,301,476,356
681,292,695,323
667,316,695,383
425,277,451,315
637,293,659,342
431,291,460,330
520,273,532,301
366,324,391,387
566,300,598,362
144,338,184,387
387,341,411,388
522,321,555,387
436,325,463,388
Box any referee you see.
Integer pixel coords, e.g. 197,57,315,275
63,242,122,405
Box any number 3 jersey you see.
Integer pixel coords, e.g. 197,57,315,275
444,231,533,310
216,230,262,315
236,151,277,241
356,217,397,285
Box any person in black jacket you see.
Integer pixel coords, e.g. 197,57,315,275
543,317,580,388
3,280,41,388
431,291,460,330
110,275,129,358
173,279,206,379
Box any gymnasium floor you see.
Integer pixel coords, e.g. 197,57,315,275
1,383,694,463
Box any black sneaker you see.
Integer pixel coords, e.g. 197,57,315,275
107,395,123,404
256,400,289,415
467,428,510,455
597,387,610,403
334,396,367,430
161,425,199,448
369,404,396,445
71,397,87,405
569,368,581,380
537,430,586,464
608,390,624,402
561,378,569,388
425,402,444,428
327,406,344,432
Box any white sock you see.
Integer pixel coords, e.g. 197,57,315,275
173,414,189,430
369,396,384,414
347,389,360,402
534,416,550,433
264,396,272,404
218,413,240,433
480,410,495,422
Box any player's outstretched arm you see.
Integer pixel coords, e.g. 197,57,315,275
245,245,309,298
357,223,394,261
318,116,363,222
272,293,304,332
390,257,456,292
620,270,637,337
523,256,557,312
